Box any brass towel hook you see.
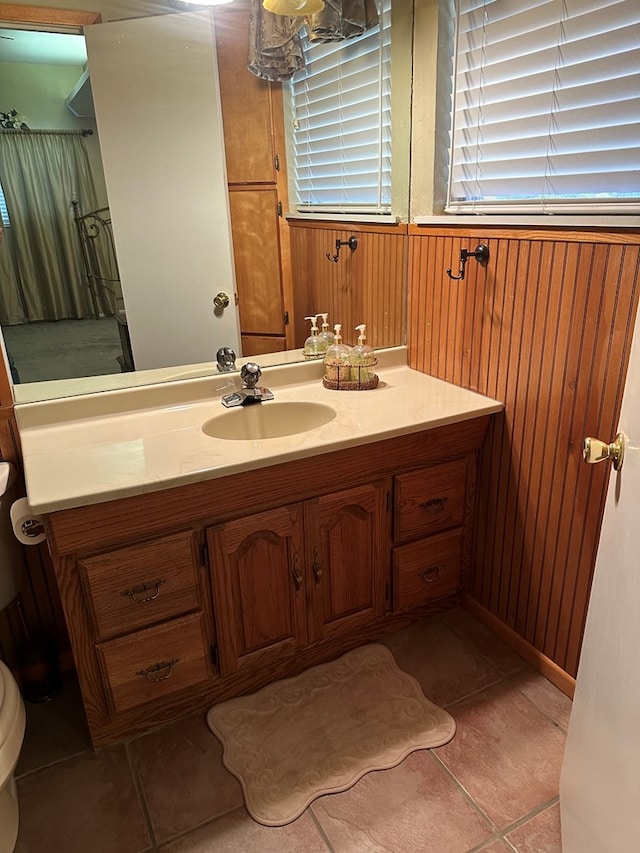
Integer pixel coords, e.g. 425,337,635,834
446,243,490,281
326,236,358,263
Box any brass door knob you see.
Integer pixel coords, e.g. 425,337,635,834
213,291,230,310
583,433,625,471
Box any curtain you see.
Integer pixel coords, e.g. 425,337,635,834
0,131,117,325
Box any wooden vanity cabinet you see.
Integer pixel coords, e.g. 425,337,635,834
44,417,490,747
209,481,389,675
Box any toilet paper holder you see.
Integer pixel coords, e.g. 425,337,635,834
20,518,45,539
11,497,46,545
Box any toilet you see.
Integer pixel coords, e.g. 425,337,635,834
0,462,27,853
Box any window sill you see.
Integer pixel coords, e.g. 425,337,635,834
286,212,400,224
413,215,640,229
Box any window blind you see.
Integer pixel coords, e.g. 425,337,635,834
291,0,391,214
447,0,640,214
0,182,10,228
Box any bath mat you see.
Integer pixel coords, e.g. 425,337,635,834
206,643,455,826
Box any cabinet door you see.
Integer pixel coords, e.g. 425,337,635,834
305,481,390,643
214,6,276,184
228,188,285,338
208,505,307,674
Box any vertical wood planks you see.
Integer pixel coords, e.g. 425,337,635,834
288,222,407,350
407,227,640,676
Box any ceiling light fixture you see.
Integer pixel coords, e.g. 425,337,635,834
174,0,235,7
262,0,325,14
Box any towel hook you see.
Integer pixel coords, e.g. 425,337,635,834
446,243,490,281
326,236,358,263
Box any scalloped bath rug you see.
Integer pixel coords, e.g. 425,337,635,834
206,643,456,826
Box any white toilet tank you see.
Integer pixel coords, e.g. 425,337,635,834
0,463,25,612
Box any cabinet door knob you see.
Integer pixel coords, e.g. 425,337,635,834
291,555,303,589
583,433,625,470
312,547,323,582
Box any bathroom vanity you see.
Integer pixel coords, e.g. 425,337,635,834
16,355,502,747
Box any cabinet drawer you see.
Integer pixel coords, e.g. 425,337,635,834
97,612,212,715
394,459,466,543
393,530,462,612
79,532,201,641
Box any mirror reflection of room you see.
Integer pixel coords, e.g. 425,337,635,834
0,0,404,394
0,27,121,383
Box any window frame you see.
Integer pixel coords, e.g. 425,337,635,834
444,0,640,217
288,0,394,218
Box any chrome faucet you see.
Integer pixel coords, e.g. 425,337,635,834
221,362,274,408
216,346,236,372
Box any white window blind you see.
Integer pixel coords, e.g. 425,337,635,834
0,181,10,228
291,0,391,214
447,0,640,214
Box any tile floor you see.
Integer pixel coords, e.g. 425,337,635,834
13,608,571,852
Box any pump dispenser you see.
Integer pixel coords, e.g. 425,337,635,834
303,315,323,358
318,313,335,351
323,323,351,381
350,323,375,381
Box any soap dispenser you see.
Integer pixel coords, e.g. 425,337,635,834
303,315,323,358
318,313,335,352
323,323,351,383
350,324,376,383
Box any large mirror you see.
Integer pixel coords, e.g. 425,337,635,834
0,0,410,404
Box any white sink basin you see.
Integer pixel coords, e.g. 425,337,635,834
202,401,336,440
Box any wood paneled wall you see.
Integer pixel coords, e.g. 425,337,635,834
288,221,407,350
408,226,640,676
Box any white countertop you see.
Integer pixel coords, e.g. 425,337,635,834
15,349,503,514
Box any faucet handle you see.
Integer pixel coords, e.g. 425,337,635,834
216,346,236,372
240,362,262,389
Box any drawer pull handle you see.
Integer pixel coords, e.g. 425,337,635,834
418,497,448,514
137,658,178,682
312,547,323,582
292,555,303,590
419,565,444,583
122,579,166,603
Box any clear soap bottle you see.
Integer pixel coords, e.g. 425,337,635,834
318,313,335,352
324,323,351,382
350,323,375,383
303,315,323,358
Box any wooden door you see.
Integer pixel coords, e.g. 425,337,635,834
208,504,307,674
305,481,390,643
213,5,292,351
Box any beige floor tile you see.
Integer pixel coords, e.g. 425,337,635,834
505,802,562,853
510,668,573,731
128,711,244,843
17,672,91,776
311,750,493,853
440,608,527,677
15,745,151,853
435,682,566,830
381,617,503,707
159,808,329,852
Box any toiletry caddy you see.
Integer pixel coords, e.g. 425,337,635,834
323,324,379,390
